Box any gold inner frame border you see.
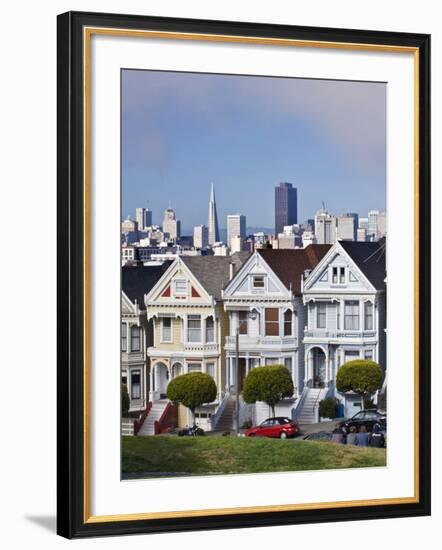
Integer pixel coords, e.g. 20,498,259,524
82,26,420,524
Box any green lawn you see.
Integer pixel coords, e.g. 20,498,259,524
122,436,386,477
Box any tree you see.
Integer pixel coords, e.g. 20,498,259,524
121,383,130,417
167,372,217,426
336,359,383,410
243,365,294,417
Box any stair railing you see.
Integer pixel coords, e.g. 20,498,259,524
134,401,152,435
292,387,309,421
211,392,230,430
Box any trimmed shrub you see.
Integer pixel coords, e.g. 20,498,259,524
243,364,294,417
319,397,336,419
336,359,383,410
167,372,217,426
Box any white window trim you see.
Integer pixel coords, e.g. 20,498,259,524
161,317,172,343
186,314,203,344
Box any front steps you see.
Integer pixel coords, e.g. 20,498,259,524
296,388,326,424
213,395,236,432
137,400,169,435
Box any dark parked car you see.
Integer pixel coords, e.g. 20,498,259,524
341,409,386,432
245,417,299,439
303,431,333,441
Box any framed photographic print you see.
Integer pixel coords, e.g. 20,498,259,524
57,11,431,538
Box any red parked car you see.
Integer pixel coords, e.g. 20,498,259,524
245,417,299,439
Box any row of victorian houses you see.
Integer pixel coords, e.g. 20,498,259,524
122,239,386,434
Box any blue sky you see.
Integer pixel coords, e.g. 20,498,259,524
122,69,386,232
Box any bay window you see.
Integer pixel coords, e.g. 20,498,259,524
317,303,326,329
205,316,215,342
187,315,202,342
130,370,141,399
130,325,141,351
121,323,127,351
364,302,374,330
162,317,172,342
265,308,279,336
284,310,292,336
344,300,360,330
238,311,248,335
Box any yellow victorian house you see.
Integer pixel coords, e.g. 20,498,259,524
144,253,249,431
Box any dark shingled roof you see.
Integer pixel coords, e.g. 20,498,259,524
258,244,331,295
181,252,250,300
339,238,386,290
122,262,172,308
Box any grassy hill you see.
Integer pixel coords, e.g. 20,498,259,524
122,436,386,478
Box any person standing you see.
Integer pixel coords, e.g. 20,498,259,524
355,425,369,446
331,423,346,444
346,425,358,445
369,423,385,448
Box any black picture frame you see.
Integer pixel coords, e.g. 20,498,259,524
57,10,431,539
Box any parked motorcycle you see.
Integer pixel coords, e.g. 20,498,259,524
177,425,205,437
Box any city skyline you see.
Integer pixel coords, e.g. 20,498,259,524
122,70,386,227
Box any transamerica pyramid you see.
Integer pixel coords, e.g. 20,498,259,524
207,183,220,245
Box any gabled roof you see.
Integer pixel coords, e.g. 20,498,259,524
339,238,386,291
257,245,331,295
181,252,250,300
122,262,172,308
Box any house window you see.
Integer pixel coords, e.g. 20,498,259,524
173,278,187,296
130,325,141,352
344,350,360,362
344,300,360,330
364,302,374,330
131,370,141,399
121,323,127,351
206,363,215,378
339,267,345,284
284,310,293,336
121,372,127,386
332,267,338,284
238,311,248,335
337,303,341,330
205,316,215,342
284,357,292,371
252,275,265,289
188,363,201,373
364,350,374,360
162,317,172,342
265,308,279,336
187,315,202,342
317,303,326,329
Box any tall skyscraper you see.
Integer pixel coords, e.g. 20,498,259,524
227,214,246,250
162,208,181,240
135,207,152,231
193,225,209,249
315,205,337,244
274,182,297,235
337,213,358,241
207,183,220,245
368,210,379,241
377,211,387,238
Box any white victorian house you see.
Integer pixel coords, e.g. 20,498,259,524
301,239,386,417
222,245,330,424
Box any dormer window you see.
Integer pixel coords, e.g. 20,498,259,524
173,278,187,296
252,275,265,289
332,267,345,284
